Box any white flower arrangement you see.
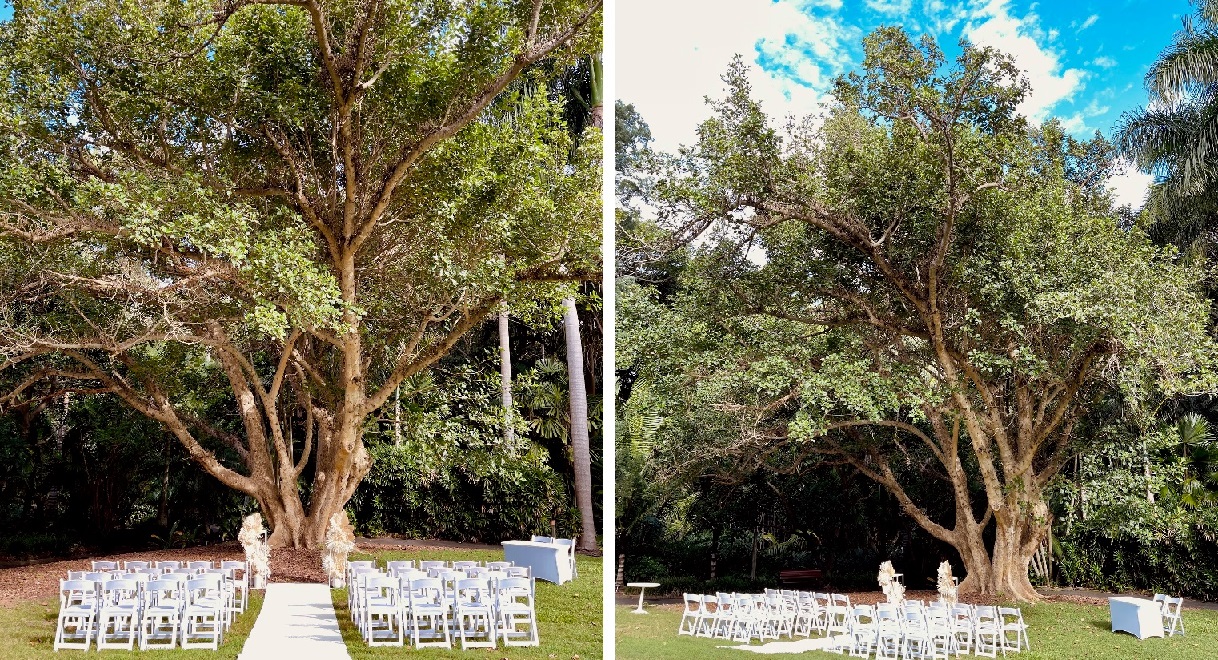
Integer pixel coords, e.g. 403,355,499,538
238,513,271,588
937,561,958,608
322,512,356,588
878,560,904,605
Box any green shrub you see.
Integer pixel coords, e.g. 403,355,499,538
350,440,577,542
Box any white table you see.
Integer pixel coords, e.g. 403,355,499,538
1109,597,1164,639
627,582,660,614
502,541,572,585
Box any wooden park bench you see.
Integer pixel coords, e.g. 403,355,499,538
778,569,824,587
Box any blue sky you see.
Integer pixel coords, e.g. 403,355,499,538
618,0,1197,206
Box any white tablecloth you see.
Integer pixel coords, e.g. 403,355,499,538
1109,597,1164,639
502,541,572,585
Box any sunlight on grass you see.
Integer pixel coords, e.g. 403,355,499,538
616,602,1218,660
0,592,264,660
334,549,602,660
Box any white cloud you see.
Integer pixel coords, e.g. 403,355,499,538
963,0,1086,122
1108,166,1154,210
1077,14,1098,32
1091,56,1117,68
1058,112,1087,134
797,0,844,8
923,0,967,35
617,0,852,152
866,0,914,15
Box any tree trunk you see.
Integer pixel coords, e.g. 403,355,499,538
500,308,514,444
158,434,170,528
951,498,1047,602
394,386,401,446
563,296,597,552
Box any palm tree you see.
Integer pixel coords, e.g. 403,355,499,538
499,306,514,444
1118,1,1218,215
560,54,602,553
1161,413,1218,508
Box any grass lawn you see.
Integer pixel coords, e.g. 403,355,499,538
616,602,1218,659
333,548,602,660
0,592,264,659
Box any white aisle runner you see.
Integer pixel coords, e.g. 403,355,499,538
238,583,352,660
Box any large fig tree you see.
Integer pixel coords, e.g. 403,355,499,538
646,29,1215,600
0,0,601,547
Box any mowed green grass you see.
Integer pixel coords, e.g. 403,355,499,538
616,601,1218,660
0,592,264,659
333,548,602,660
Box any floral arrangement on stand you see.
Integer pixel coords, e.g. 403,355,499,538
238,513,271,589
937,561,958,608
878,560,904,605
321,512,356,588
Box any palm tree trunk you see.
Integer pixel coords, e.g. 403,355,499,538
563,296,597,552
499,307,514,444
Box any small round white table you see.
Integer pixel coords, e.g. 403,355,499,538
627,582,661,614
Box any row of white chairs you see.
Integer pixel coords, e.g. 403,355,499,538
346,567,539,649
680,590,1030,658
87,560,237,573
1152,593,1186,636
54,565,247,652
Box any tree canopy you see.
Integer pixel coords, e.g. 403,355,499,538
0,0,602,547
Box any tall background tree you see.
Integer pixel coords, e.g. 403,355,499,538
0,0,602,547
1118,0,1218,255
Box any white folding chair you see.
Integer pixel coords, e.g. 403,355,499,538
998,606,1030,651
494,576,539,646
180,577,224,649
221,560,249,613
386,560,414,577
679,593,701,635
454,578,496,649
348,567,378,623
91,560,118,571
123,560,151,571
203,568,236,629
139,578,183,650
849,605,878,657
973,606,1002,658
363,575,404,646
825,594,851,642
711,592,734,639
874,603,902,660
96,578,141,650
53,579,99,651
901,608,934,660
926,607,954,659
407,577,452,648
1163,596,1185,637
553,538,578,577
950,604,974,656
